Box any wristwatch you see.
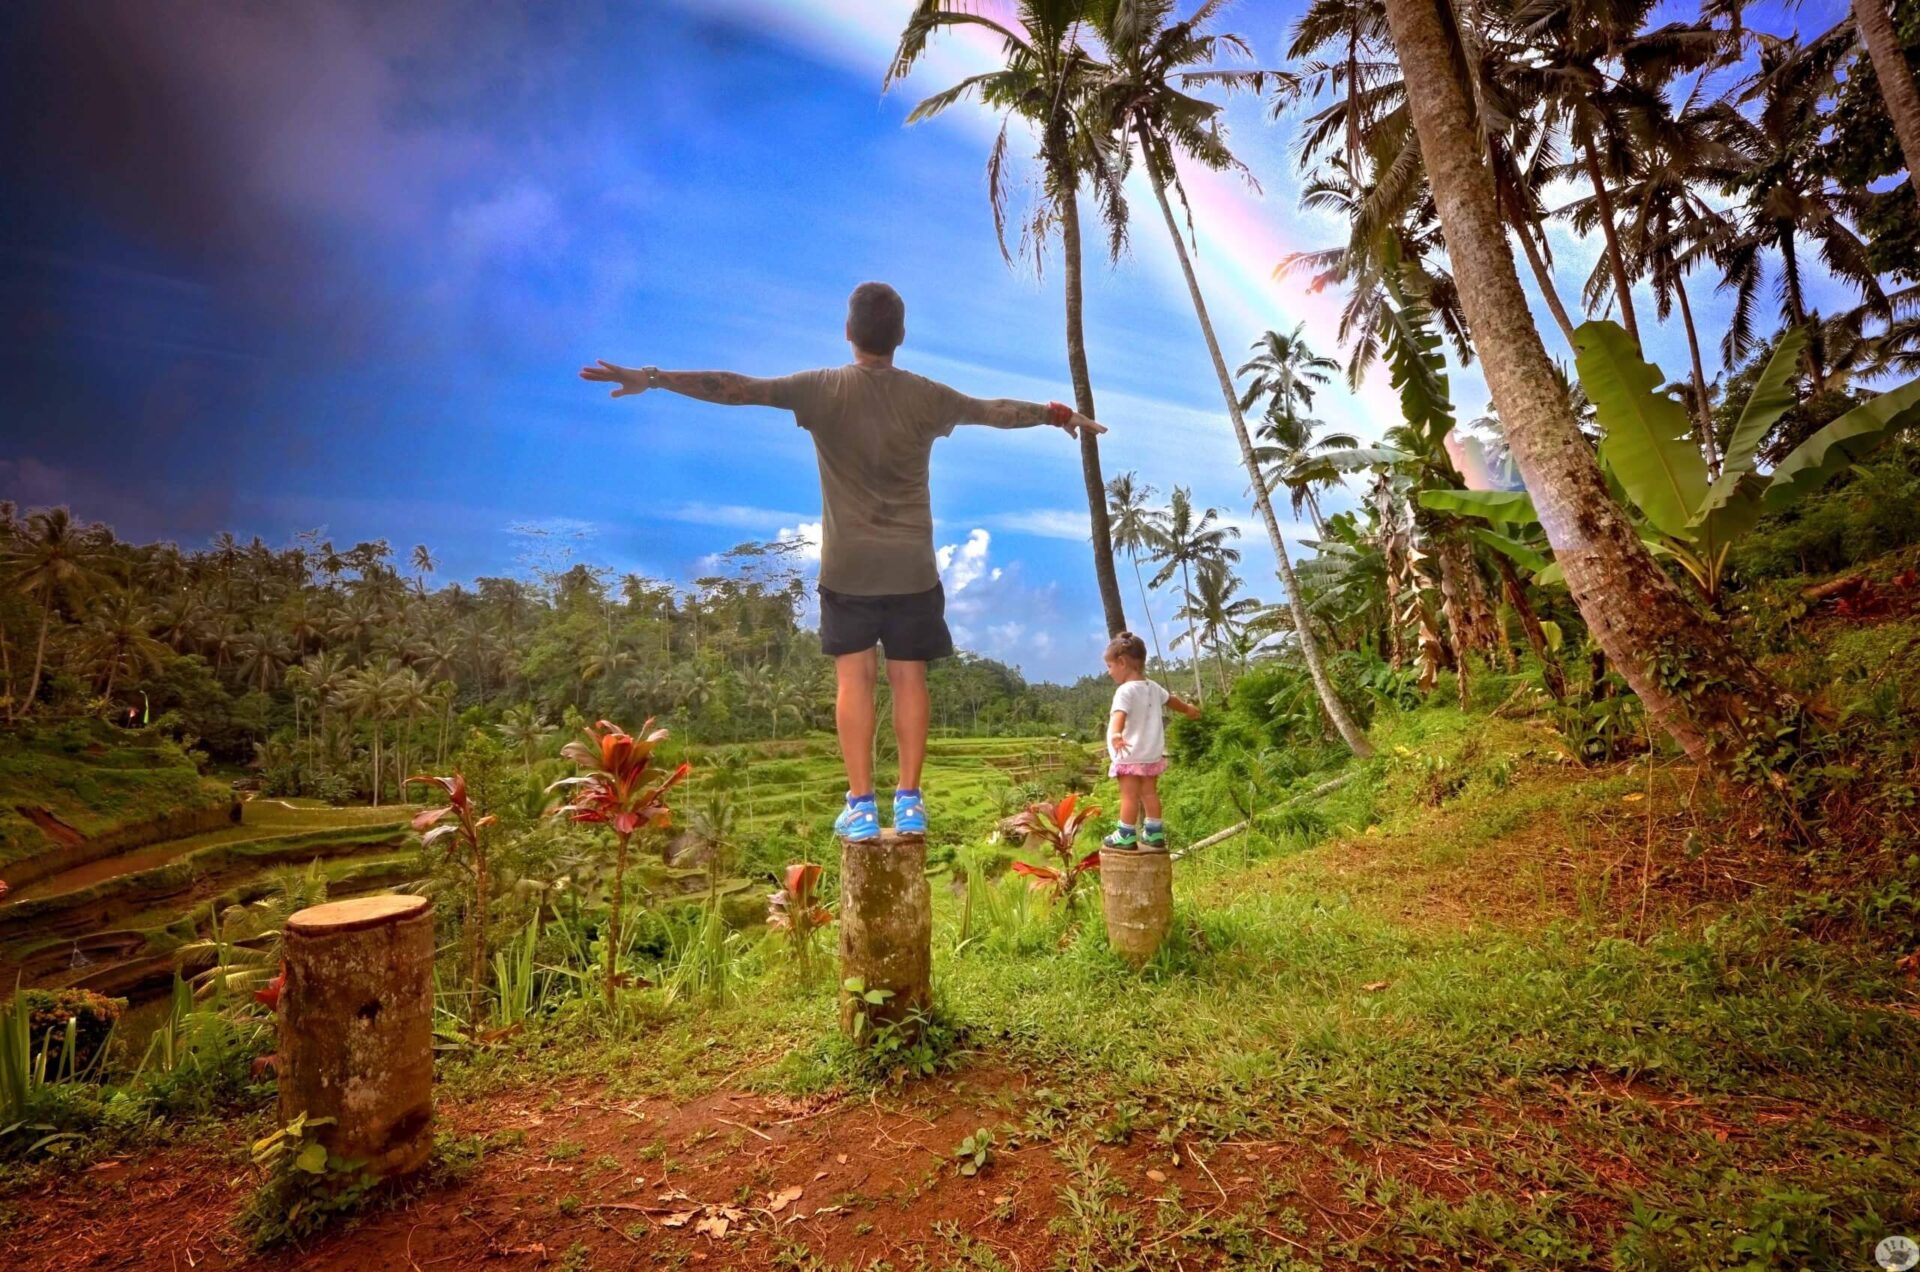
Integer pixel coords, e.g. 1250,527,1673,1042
643,366,661,388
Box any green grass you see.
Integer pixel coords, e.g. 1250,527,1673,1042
0,724,230,873
445,706,1920,1268
678,733,1095,843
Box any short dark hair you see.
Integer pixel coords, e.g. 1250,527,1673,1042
846,282,905,355
1104,631,1148,666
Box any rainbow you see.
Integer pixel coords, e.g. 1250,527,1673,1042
690,0,1404,441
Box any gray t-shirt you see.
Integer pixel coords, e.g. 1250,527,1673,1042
767,364,975,596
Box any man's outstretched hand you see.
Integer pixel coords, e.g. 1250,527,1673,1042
579,360,647,397
1045,402,1107,439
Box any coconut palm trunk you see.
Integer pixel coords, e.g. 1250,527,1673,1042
1580,137,1642,346
1853,0,1920,205
1302,487,1329,538
1178,559,1206,706
1,626,13,723
1128,552,1167,672
1380,0,1789,761
1135,121,1372,759
1672,271,1721,470
1492,555,1567,701
1057,171,1129,637
1507,196,1581,345
22,604,52,718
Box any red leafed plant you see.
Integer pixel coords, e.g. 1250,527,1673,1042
1009,794,1103,904
546,720,691,1010
767,862,833,984
406,771,499,1030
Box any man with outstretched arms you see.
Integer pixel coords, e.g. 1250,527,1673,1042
581,281,1106,842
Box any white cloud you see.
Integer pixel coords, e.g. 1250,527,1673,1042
777,520,823,564
937,528,1000,593
666,501,814,530
986,508,1091,541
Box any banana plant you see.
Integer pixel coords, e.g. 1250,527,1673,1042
1425,322,1920,606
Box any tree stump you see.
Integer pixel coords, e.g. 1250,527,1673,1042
1099,849,1172,967
837,830,931,1044
279,895,435,1177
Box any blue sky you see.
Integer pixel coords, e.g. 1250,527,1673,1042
0,0,1858,682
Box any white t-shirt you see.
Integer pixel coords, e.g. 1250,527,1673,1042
1108,679,1171,763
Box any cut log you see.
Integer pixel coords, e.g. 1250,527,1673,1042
837,830,931,1045
279,895,435,1177
1099,849,1172,967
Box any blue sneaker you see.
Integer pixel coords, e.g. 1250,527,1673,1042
890,789,927,837
833,794,880,843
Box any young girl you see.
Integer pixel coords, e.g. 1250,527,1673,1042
1100,632,1201,851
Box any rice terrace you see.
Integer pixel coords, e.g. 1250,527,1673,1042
2,0,1919,1269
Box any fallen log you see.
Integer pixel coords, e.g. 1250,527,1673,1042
1173,771,1359,860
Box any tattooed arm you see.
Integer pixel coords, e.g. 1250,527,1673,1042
952,395,1108,439
578,361,780,406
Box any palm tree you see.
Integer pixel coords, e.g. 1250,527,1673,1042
1239,324,1340,423
1598,87,1739,467
1172,562,1259,696
390,668,436,794
298,650,350,747
1285,0,1579,348
410,544,436,597
1105,472,1171,670
1717,35,1890,389
333,667,387,804
496,704,554,776
1251,407,1360,537
1148,487,1239,705
889,0,1130,637
80,589,170,702
1377,0,1789,761
1517,0,1726,347
1851,0,1920,205
235,630,293,694
0,508,112,719
1090,0,1372,756
1240,326,1357,534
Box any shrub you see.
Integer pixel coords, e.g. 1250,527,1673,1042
17,988,123,1077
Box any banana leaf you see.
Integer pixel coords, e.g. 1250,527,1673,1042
1417,487,1540,526
1322,446,1413,472
1718,325,1809,481
1468,526,1554,578
1575,321,1709,541
1762,377,1920,514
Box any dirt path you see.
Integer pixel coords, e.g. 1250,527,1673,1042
6,1068,1356,1271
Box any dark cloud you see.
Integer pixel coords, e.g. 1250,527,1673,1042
0,1,590,346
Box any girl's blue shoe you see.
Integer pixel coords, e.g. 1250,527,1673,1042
891,789,927,837
834,796,880,843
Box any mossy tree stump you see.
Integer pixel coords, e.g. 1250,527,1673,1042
279,895,435,1177
1099,849,1172,967
838,830,931,1044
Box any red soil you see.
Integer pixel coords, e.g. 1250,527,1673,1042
5,1066,1384,1271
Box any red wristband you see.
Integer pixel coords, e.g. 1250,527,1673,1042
1046,401,1074,427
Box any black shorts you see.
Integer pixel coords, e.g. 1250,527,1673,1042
819,583,955,661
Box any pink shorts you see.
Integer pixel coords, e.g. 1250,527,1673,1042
1109,758,1169,778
